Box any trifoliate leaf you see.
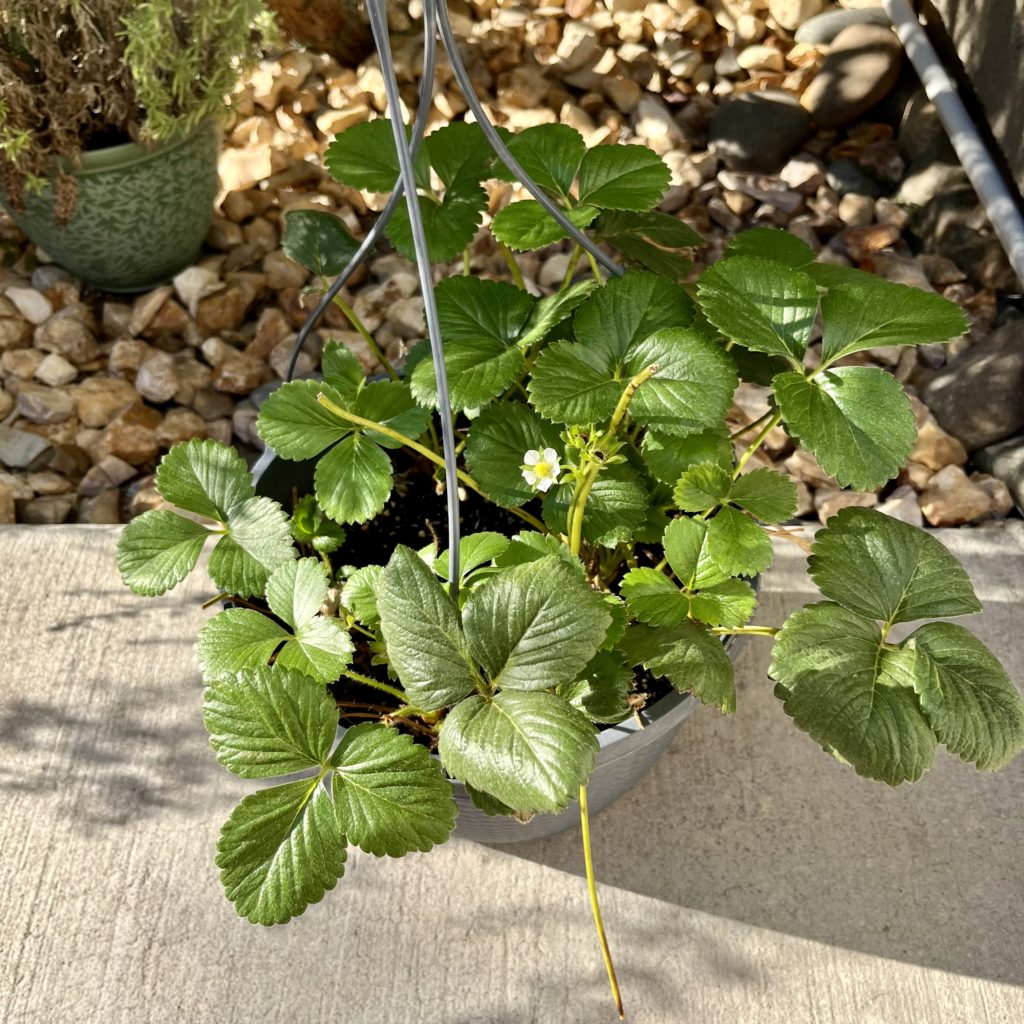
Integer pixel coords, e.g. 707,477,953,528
117,510,210,596
410,276,534,410
434,531,511,582
819,282,968,366
376,546,481,711
491,201,599,252
202,666,338,779
438,690,598,814
517,280,597,350
773,367,916,492
641,428,733,486
706,505,772,577
595,209,703,280
505,123,585,199
353,381,432,448
387,180,488,264
195,608,287,679
890,623,1024,771
621,567,688,627
673,462,733,512
155,438,253,522
281,210,360,278
217,777,346,925
724,227,815,268
257,380,351,460
330,723,456,856
340,565,383,628
462,557,611,691
206,496,297,599
557,652,633,725
543,463,650,547
464,402,562,508
730,468,798,523
770,602,937,784
577,144,670,211
697,255,818,363
314,432,393,525
808,507,982,625
324,118,429,192
620,620,736,713
321,343,364,400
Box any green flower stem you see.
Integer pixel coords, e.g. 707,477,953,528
733,410,784,480
341,668,409,704
316,393,547,533
567,363,660,556
711,625,779,637
326,288,399,381
499,243,526,290
580,784,625,1020
462,246,471,275
559,244,584,292
585,247,605,285
729,409,774,441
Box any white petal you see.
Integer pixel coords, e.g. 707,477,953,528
523,449,540,466
522,469,539,486
542,448,559,463
536,476,555,492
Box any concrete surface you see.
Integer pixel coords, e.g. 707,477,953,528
1,523,1022,1024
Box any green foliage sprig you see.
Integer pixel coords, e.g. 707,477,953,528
117,121,1024,992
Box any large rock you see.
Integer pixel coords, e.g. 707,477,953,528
919,465,992,525
74,377,140,429
795,5,891,45
974,434,1024,512
91,405,162,466
709,90,811,172
15,384,76,425
801,24,903,129
0,424,52,470
34,315,101,367
923,322,1024,450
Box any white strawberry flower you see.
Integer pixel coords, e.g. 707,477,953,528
521,447,561,493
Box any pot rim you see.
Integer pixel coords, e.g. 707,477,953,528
58,120,219,178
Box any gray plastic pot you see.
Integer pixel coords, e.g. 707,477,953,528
251,448,750,844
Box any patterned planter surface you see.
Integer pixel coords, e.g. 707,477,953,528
2,122,220,293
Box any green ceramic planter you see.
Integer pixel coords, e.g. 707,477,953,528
2,121,221,293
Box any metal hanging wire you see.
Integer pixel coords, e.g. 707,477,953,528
282,0,629,597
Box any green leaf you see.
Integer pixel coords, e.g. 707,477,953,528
641,428,732,486
517,280,597,350
706,505,772,577
425,121,498,188
819,282,968,365
491,201,599,252
410,276,534,409
202,666,338,779
730,468,798,523
724,227,815,268
330,723,456,856
770,602,937,784
689,578,758,628
620,567,688,627
353,381,432,448
324,118,429,192
117,510,209,596
465,783,518,817
893,623,1024,771
577,144,670,211
265,556,328,629
543,463,650,547
661,516,729,590
290,494,347,555
314,433,393,525
464,403,562,508
155,438,253,521
434,531,511,582
387,180,488,264
340,565,383,628
621,620,736,713
573,270,693,362
195,608,287,679
505,123,585,199
257,380,351,460
557,652,633,725
275,616,354,683
697,255,818,362
321,343,364,400
281,210,360,277
377,546,480,711
808,507,982,625
493,530,587,576
438,690,598,814
594,209,702,280
207,496,297,599
217,777,347,925
462,557,611,691
527,339,621,425
773,367,916,492
673,462,733,512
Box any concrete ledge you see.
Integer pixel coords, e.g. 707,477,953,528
1,524,1022,1022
